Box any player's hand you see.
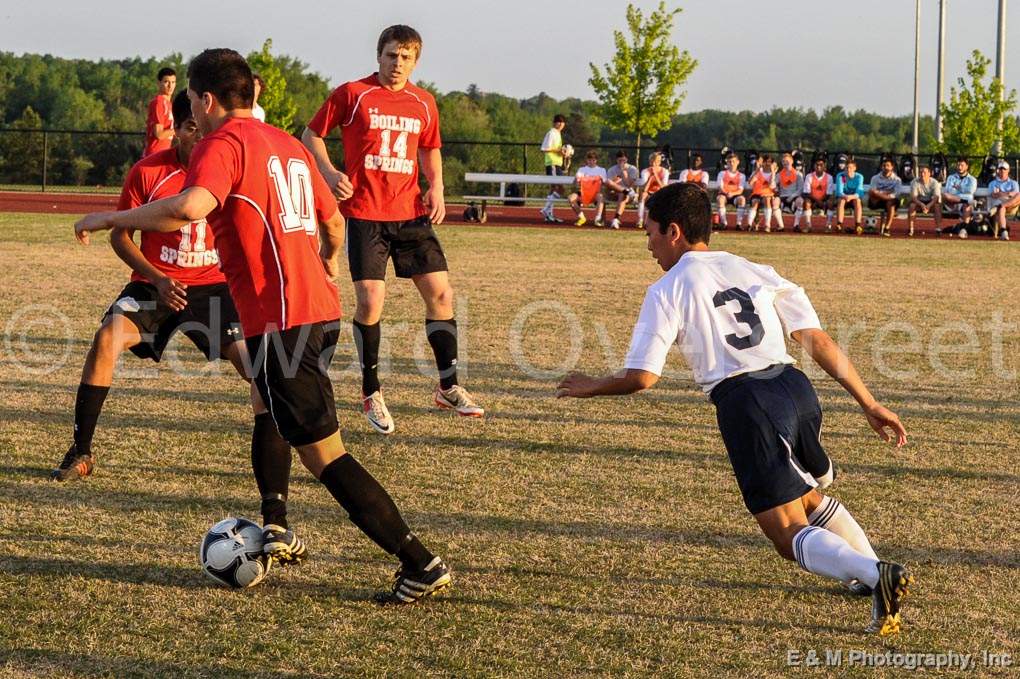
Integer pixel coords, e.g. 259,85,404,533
325,169,354,201
556,372,597,398
74,212,113,245
424,184,446,225
321,254,341,281
863,402,907,448
155,276,188,311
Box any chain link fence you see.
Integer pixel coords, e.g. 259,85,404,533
1,127,1017,198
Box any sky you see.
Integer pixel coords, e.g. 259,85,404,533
2,0,1019,117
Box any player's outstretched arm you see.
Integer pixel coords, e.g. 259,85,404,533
419,147,446,225
74,187,217,244
556,369,658,398
110,227,187,310
300,128,353,201
791,328,907,447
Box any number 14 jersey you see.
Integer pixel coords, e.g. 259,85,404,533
307,74,442,222
623,250,822,393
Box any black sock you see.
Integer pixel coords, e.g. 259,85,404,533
251,412,291,528
353,319,381,395
425,318,458,390
318,454,434,570
73,383,110,456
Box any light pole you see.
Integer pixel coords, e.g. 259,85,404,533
994,0,1007,155
936,0,947,144
912,0,921,156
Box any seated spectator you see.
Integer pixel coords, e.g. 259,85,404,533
906,165,942,237
941,157,977,237
604,151,639,229
746,155,780,231
868,158,902,237
637,152,670,228
987,161,1020,240
835,159,865,233
776,152,805,231
677,153,710,188
714,153,746,230
802,158,835,232
568,150,607,227
252,73,266,122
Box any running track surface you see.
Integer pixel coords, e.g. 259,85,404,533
1,190,1010,240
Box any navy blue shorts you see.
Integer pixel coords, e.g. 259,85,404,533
710,364,832,515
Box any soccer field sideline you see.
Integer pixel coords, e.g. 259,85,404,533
1,213,1017,677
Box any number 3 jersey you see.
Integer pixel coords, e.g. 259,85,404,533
623,251,822,393
118,148,224,287
307,74,441,222
183,117,341,338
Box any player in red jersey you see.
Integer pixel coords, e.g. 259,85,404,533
74,49,451,604
144,68,177,157
302,24,483,436
53,91,303,561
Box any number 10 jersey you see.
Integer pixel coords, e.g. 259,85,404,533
623,250,822,393
307,74,442,222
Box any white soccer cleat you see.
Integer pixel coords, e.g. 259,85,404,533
434,385,484,418
362,391,395,435
610,218,621,230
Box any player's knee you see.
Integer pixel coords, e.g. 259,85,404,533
427,285,453,311
91,324,124,361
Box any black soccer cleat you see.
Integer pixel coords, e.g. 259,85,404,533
50,444,94,482
866,561,914,635
373,557,452,605
262,524,308,566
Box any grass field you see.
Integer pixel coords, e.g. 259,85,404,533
1,213,1017,678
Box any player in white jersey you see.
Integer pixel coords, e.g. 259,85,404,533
556,182,914,636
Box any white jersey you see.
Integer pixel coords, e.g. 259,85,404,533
575,165,608,182
677,168,710,187
623,250,822,393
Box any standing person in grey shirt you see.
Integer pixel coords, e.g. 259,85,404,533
605,150,639,229
907,166,941,237
867,159,902,237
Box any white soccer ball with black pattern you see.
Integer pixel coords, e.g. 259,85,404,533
199,517,271,588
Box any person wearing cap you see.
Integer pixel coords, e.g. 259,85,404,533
906,165,942,237
987,161,1020,241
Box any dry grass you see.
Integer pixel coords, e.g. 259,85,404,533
1,214,1017,678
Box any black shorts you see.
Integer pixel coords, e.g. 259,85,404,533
545,165,564,176
779,195,802,212
346,216,449,282
103,281,241,362
868,195,897,210
750,194,775,206
721,193,745,206
710,364,832,515
246,321,340,447
802,194,831,208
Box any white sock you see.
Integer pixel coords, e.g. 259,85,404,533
637,201,646,224
763,206,773,228
794,208,803,227
808,496,878,559
543,193,556,213
793,526,879,589
803,206,812,224
773,207,785,229
825,209,834,226
742,206,753,227
718,204,727,225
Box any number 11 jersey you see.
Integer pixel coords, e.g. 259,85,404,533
623,251,822,393
307,74,442,222
183,116,341,338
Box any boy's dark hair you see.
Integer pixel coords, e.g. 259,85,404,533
615,150,627,159
377,24,423,58
157,67,176,81
171,91,193,129
553,114,566,124
956,156,969,166
187,48,254,111
646,182,712,244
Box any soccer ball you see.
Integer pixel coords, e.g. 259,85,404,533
865,216,878,228
561,144,574,159
199,517,271,589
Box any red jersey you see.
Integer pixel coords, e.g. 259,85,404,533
183,117,341,337
144,94,174,157
307,74,441,221
118,148,224,287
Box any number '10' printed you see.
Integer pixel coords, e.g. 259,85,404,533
268,156,316,235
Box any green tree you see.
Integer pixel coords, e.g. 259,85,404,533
940,50,1020,157
247,39,298,131
588,1,697,165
